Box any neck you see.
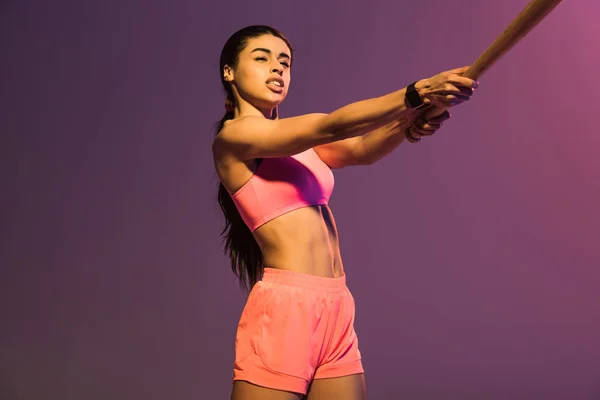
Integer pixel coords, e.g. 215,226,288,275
233,97,278,120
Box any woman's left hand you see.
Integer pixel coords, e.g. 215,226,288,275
410,109,451,138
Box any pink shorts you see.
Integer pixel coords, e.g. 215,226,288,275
232,268,364,394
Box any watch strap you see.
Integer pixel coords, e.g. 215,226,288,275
405,81,426,110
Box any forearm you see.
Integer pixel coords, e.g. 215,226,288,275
353,118,414,165
322,87,417,140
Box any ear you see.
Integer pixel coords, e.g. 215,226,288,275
223,65,234,82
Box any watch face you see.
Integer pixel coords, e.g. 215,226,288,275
407,91,424,108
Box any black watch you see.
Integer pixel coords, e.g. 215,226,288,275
405,81,427,110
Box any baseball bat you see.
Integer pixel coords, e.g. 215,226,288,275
407,0,564,139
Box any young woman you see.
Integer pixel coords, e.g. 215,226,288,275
213,25,478,400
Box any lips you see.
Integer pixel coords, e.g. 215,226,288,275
266,76,284,93
266,83,283,93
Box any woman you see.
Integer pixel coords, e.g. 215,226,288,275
213,25,478,400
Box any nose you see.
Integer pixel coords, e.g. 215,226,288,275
271,63,283,75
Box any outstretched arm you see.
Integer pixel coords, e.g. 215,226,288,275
314,68,476,168
314,109,449,168
216,67,474,163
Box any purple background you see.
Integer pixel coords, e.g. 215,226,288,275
2,0,599,399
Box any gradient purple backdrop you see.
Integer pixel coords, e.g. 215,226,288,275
2,0,599,399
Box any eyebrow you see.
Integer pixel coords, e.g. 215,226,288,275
250,48,291,60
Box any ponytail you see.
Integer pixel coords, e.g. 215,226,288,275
215,111,263,292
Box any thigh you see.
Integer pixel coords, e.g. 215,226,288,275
305,373,367,400
231,380,304,400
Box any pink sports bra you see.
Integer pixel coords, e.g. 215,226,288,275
230,148,334,232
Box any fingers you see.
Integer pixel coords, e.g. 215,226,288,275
411,112,449,137
413,126,437,137
429,95,465,108
439,69,479,95
413,109,451,135
427,110,451,124
428,83,476,107
408,123,436,140
448,75,479,89
420,76,478,108
458,85,475,96
414,67,479,129
437,81,477,96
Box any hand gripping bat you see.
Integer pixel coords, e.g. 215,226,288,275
406,0,565,140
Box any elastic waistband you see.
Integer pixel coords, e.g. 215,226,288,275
261,268,347,292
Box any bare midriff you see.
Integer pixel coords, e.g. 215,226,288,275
253,204,345,279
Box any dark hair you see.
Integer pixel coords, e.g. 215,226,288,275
215,25,293,292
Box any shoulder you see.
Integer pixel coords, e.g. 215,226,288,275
219,115,266,136
213,116,263,152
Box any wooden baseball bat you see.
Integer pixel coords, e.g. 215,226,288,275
408,0,564,139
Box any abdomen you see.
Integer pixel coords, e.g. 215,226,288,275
254,205,344,278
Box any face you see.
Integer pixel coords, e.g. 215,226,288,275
224,34,292,112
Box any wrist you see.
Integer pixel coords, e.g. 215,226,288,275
404,80,429,111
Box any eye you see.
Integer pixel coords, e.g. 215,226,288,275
280,61,290,68
255,57,267,62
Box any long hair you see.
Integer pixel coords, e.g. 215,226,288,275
214,25,294,292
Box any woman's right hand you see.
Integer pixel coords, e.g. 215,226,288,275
416,66,479,108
